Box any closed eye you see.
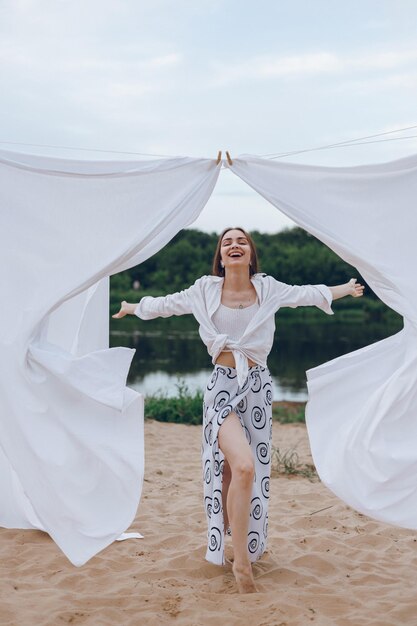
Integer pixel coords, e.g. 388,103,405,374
222,238,248,246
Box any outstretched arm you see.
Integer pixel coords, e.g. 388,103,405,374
329,278,365,301
112,301,139,318
274,276,364,314
112,285,195,320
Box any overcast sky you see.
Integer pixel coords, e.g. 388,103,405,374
1,0,417,233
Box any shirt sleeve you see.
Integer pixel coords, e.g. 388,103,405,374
274,280,334,315
134,285,195,319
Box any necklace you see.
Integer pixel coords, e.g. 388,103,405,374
236,299,257,309
221,284,257,309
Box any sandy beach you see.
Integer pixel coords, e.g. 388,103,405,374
1,418,417,626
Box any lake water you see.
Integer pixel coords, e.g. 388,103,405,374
110,315,402,400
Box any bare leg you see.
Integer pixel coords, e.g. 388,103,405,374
218,412,257,594
222,459,231,533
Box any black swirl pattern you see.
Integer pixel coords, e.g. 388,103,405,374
256,441,270,465
214,390,230,412
226,367,237,380
250,370,262,393
204,459,211,484
237,395,248,413
251,405,266,429
261,476,270,499
212,489,222,515
217,404,233,426
247,531,260,554
220,405,232,420
250,496,263,521
262,381,273,406
213,451,221,476
205,496,212,518
209,527,222,552
204,422,212,445
206,369,219,391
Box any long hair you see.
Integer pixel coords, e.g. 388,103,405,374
212,227,260,277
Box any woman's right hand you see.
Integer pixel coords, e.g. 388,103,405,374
112,301,135,319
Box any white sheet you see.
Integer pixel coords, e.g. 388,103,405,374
2,144,417,567
229,153,417,530
0,149,220,565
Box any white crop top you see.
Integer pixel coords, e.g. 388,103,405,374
212,301,260,342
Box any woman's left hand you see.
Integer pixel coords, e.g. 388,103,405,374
348,278,365,297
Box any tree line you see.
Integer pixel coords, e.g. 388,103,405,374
111,226,365,294
110,227,403,324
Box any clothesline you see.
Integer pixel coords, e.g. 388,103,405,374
262,133,417,159
0,141,175,159
0,124,416,161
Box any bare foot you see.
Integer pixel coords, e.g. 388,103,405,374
232,560,258,594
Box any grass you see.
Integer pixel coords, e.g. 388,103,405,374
271,445,318,482
144,380,203,425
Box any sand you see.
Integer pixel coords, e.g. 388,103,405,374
1,419,417,626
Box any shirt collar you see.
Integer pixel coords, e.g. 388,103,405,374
207,274,264,318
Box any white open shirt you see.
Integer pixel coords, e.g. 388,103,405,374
135,273,333,387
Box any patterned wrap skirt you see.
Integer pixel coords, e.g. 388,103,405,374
201,364,273,566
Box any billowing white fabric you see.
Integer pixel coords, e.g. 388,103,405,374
3,144,417,569
229,154,417,530
0,148,220,565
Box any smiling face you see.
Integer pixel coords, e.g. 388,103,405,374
220,229,252,273
212,226,259,277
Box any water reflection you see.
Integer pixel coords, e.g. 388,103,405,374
110,316,403,400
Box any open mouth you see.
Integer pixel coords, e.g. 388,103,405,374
229,251,243,257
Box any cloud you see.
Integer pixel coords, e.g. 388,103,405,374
210,48,417,86
0,33,183,123
336,71,417,94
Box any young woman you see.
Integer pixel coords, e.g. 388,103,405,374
113,227,364,593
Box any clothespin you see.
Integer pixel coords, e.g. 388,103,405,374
226,151,233,166
216,150,222,165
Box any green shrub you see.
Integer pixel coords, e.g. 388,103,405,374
272,403,306,423
144,380,203,425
